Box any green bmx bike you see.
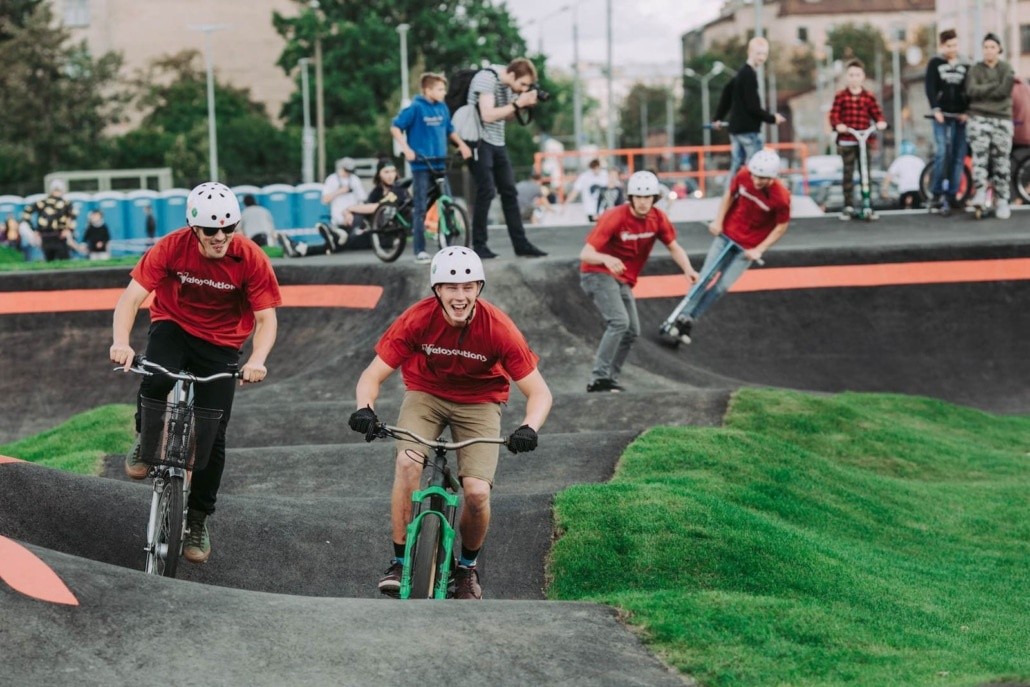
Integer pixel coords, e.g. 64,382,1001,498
369,423,507,599
368,155,471,262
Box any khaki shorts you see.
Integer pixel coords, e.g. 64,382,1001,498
395,391,503,486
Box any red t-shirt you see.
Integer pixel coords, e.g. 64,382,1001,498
579,204,676,287
131,228,283,349
723,169,792,249
375,297,540,405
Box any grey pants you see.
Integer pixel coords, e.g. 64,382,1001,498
581,272,639,383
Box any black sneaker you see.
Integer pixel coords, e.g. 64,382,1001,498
475,247,499,260
277,233,300,257
451,565,482,600
515,244,548,257
939,197,952,217
378,560,403,597
673,315,694,344
586,378,624,393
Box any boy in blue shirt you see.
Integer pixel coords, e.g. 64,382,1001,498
391,73,473,262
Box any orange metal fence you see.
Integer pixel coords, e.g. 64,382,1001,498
533,143,810,200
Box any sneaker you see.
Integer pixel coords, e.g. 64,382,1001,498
971,188,987,209
514,244,548,257
277,233,300,258
586,378,624,393
378,560,403,596
674,315,694,344
451,565,482,600
475,247,499,260
318,223,348,252
414,251,431,264
839,206,854,221
124,435,147,480
929,195,941,214
183,509,211,563
995,200,1011,219
939,198,952,217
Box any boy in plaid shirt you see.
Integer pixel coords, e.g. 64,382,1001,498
829,59,888,220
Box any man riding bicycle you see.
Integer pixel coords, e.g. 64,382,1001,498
349,247,552,600
109,181,282,564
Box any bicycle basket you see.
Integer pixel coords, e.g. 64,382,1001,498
138,398,223,471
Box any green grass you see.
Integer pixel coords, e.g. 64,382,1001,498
0,404,135,474
0,243,282,270
549,388,1030,687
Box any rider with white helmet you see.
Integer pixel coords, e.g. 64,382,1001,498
579,170,699,393
349,246,553,600
110,181,282,564
662,148,791,346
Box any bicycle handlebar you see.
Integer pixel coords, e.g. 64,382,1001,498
116,355,240,383
373,423,508,451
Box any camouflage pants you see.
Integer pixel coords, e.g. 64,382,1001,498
967,115,1013,202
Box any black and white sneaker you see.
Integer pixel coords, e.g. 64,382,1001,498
278,233,301,258
318,223,348,252
586,378,625,393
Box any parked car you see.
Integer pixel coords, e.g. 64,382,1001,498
794,154,893,212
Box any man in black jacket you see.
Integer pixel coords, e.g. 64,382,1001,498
713,37,786,178
924,29,970,216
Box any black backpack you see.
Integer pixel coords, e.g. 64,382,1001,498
445,67,497,115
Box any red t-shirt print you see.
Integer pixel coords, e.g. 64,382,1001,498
579,204,677,286
723,169,791,249
131,228,283,349
375,297,539,405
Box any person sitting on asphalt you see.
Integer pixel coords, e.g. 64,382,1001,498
346,159,417,254
579,170,699,393
239,194,277,247
321,156,366,244
348,246,552,600
882,141,926,209
669,150,791,344
109,181,282,565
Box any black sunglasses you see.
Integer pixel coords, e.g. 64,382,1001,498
197,223,238,237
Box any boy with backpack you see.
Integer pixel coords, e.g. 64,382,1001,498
391,72,473,263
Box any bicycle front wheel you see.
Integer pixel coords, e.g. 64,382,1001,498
145,475,184,578
370,203,407,262
437,201,471,249
408,513,443,599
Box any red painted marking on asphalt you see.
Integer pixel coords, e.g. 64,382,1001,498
633,258,1030,298
0,455,23,464
0,285,382,314
0,535,79,606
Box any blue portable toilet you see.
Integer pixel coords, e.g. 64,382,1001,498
295,182,327,230
0,195,25,224
93,191,128,243
157,188,189,237
231,185,262,206
261,184,296,232
125,190,160,242
65,192,96,239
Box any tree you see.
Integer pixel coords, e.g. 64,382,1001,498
0,1,126,194
120,50,298,186
271,0,557,170
826,23,887,78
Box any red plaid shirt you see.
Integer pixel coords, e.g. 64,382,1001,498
829,88,885,143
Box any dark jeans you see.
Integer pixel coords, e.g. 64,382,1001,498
468,142,532,252
837,143,863,207
931,117,968,198
136,321,239,515
41,234,70,261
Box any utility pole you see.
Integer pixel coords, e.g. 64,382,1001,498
605,0,615,153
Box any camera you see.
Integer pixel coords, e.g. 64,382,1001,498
530,83,551,102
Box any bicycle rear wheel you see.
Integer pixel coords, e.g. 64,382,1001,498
370,203,407,262
437,201,470,249
145,475,184,578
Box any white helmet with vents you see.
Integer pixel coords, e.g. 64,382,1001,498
186,182,241,228
626,171,661,197
747,149,781,178
430,247,485,286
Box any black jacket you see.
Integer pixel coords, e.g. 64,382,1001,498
925,56,970,113
713,63,777,134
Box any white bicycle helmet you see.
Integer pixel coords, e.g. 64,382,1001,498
187,182,241,228
430,247,485,287
747,150,781,178
626,171,661,197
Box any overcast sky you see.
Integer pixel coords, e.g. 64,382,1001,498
504,0,724,71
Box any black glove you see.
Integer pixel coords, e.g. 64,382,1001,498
507,424,538,454
348,406,379,442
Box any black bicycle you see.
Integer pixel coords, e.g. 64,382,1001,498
369,155,471,262
119,356,236,577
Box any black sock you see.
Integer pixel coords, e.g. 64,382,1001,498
459,546,480,568
393,541,406,562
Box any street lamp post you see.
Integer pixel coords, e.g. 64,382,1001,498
189,23,229,182
572,3,583,166
299,58,315,184
397,23,411,106
684,61,726,174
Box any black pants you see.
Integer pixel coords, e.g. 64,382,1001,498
468,142,531,252
837,143,864,208
136,321,239,515
41,235,70,261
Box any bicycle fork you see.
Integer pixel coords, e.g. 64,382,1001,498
144,468,190,567
400,485,460,599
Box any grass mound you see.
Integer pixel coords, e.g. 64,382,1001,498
0,404,134,474
549,388,1030,687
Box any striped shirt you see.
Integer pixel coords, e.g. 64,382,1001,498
469,66,511,147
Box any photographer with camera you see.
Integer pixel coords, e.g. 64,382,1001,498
466,57,548,259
